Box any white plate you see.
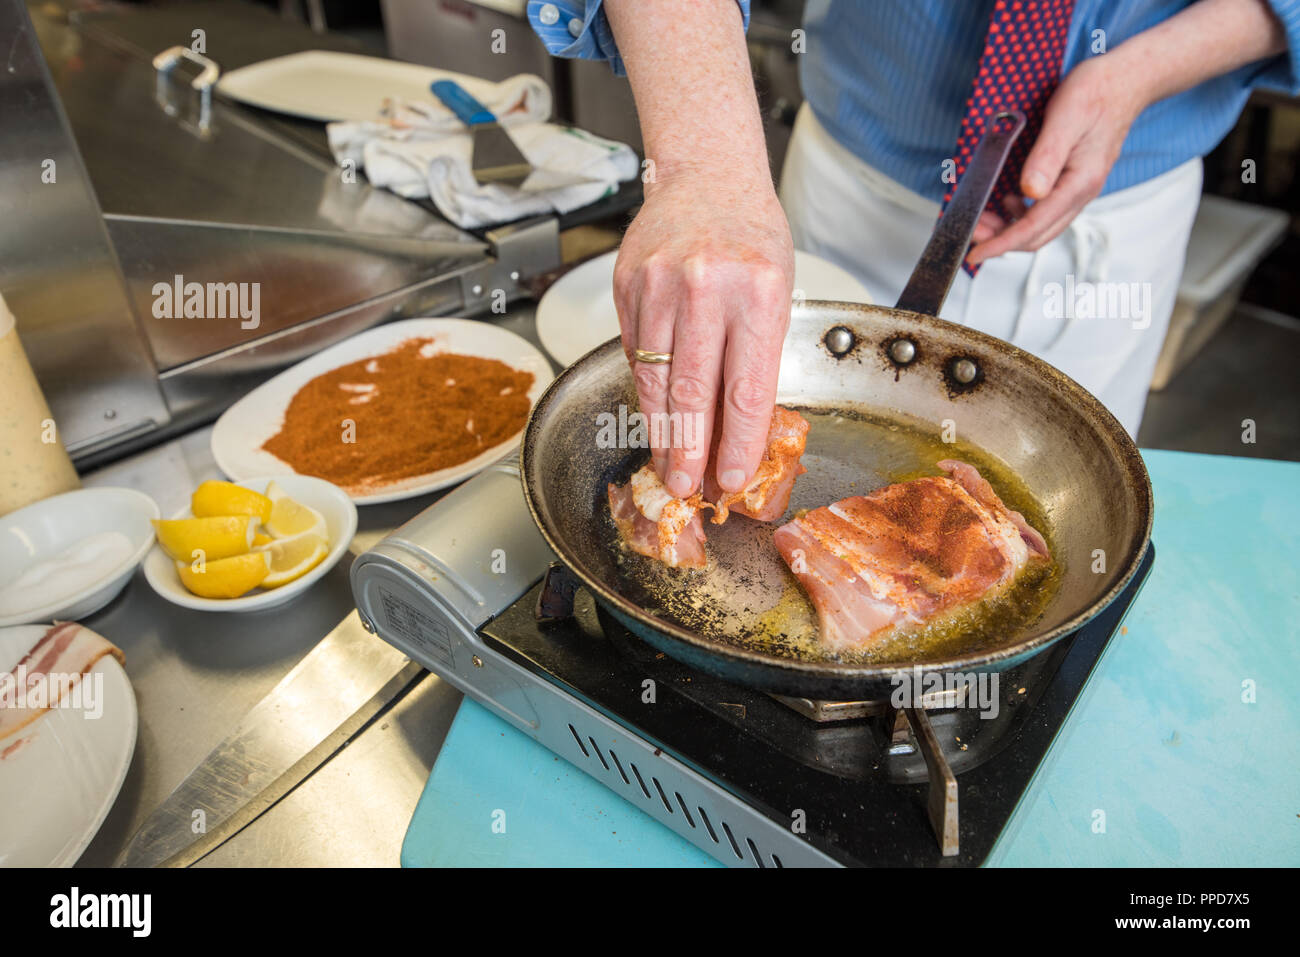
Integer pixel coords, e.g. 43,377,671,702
216,50,499,123
142,475,357,613
211,318,554,505
0,624,137,867
0,488,159,628
536,249,874,367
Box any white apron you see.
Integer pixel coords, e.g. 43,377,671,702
779,103,1202,437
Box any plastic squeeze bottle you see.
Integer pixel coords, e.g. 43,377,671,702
0,292,81,515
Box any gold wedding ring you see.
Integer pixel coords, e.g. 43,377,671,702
634,349,673,364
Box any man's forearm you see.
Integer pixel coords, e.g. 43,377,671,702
604,0,771,191
1111,0,1287,106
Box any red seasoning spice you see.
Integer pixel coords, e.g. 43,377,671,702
262,337,535,492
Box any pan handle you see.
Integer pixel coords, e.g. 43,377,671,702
894,110,1027,316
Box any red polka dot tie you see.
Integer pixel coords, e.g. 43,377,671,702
947,0,1075,274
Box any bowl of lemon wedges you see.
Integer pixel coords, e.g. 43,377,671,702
142,476,357,612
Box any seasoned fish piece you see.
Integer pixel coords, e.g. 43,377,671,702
608,465,709,569
607,407,811,568
936,459,1049,558
704,406,810,523
773,461,1050,651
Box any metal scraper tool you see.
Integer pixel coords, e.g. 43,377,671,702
430,79,603,191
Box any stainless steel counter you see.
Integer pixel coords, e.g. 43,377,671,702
75,303,552,867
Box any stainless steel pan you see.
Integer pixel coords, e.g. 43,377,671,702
521,112,1152,699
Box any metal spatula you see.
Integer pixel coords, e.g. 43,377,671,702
430,79,603,192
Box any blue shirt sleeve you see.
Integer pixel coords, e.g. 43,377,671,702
1253,0,1300,92
527,0,751,77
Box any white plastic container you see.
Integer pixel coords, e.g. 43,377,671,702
0,293,81,515
1152,195,1289,390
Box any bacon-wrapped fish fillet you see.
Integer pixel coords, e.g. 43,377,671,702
773,460,1050,651
608,464,711,568
608,406,811,568
703,405,810,523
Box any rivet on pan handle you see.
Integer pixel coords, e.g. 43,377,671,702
895,110,1026,318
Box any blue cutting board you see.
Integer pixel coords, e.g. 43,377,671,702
402,450,1300,867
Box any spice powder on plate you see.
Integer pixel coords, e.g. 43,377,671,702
261,337,535,492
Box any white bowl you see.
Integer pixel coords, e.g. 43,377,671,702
0,488,160,627
142,475,357,613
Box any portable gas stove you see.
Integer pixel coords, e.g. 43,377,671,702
352,461,1152,867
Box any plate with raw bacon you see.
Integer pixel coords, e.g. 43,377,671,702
0,623,136,866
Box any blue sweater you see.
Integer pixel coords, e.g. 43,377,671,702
526,0,1300,199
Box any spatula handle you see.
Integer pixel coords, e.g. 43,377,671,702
431,79,496,127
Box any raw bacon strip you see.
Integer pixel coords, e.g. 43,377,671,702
774,462,1050,652
0,622,124,742
704,406,810,523
608,466,709,569
937,459,1050,559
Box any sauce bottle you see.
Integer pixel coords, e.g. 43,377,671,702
0,292,81,515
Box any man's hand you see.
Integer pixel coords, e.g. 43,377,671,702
968,0,1286,266
613,168,793,500
967,55,1144,265
603,0,792,499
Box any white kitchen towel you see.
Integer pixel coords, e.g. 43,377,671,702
326,73,639,229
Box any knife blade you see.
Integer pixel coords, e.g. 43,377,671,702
115,611,423,868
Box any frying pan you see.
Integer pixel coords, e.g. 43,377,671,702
520,112,1152,700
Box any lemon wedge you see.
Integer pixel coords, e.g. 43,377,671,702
257,533,329,588
252,532,274,548
176,551,271,599
264,481,327,539
153,516,256,563
191,480,273,524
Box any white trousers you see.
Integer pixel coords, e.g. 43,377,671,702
779,103,1202,436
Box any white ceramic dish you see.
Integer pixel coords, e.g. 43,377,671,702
535,249,874,367
216,50,498,123
0,624,137,867
141,475,357,613
210,318,554,505
0,488,159,628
